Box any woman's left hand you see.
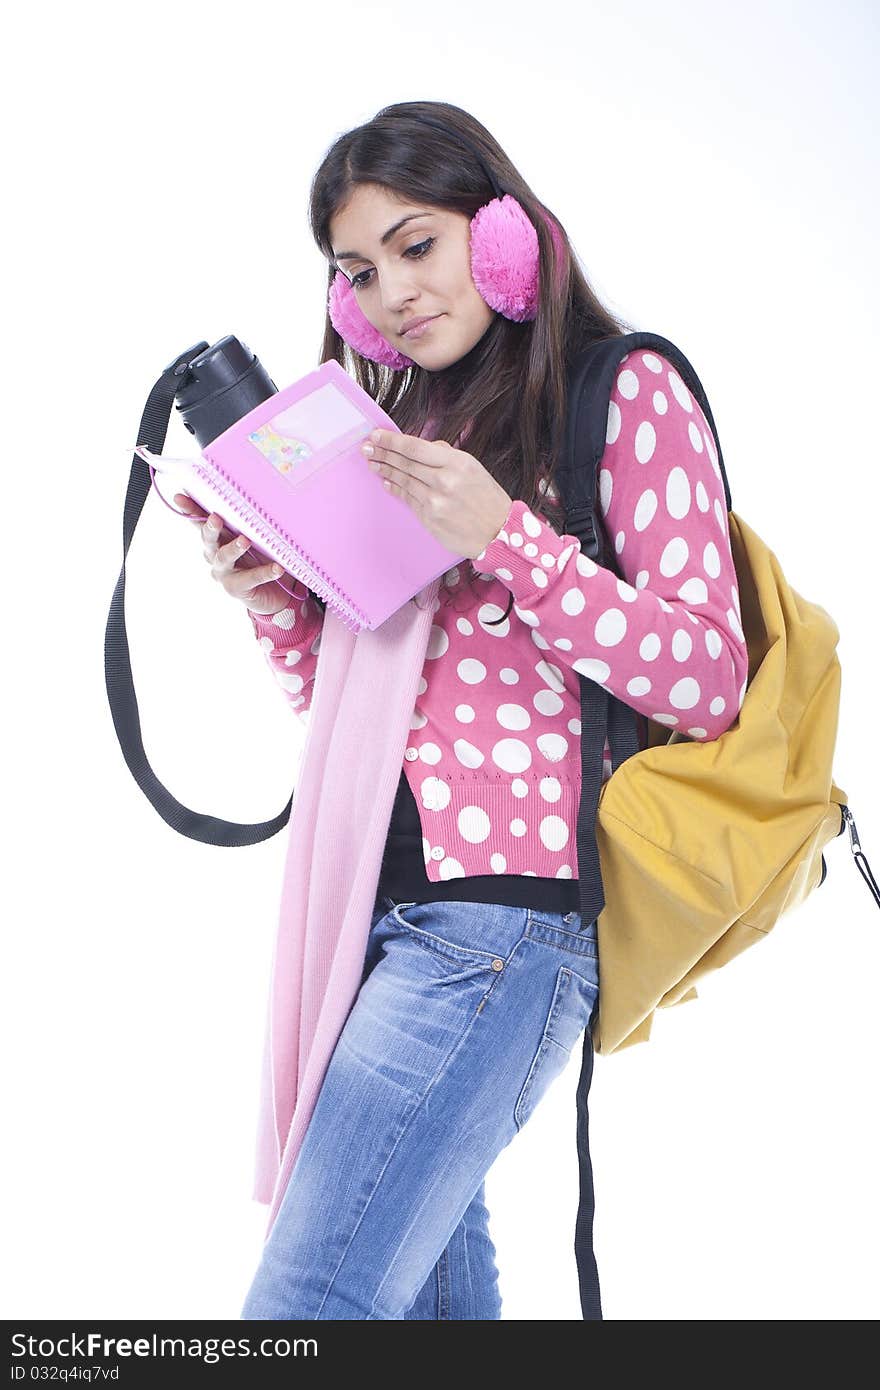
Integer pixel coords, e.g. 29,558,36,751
361,429,513,560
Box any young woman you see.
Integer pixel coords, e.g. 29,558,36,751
176,100,748,1320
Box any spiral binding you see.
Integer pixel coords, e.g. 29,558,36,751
191,457,370,633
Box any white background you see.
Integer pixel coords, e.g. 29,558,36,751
3,0,878,1322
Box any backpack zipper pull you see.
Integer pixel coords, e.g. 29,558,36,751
840,805,880,912
841,803,860,853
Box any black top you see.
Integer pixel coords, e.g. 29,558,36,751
376,768,582,912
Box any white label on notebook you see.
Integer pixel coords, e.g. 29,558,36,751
246,382,369,478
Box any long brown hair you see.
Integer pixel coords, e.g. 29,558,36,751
307,99,637,621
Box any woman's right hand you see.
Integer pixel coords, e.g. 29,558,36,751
172,493,291,617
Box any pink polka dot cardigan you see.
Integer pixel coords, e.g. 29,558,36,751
247,350,749,886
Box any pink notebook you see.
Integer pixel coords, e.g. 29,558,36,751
137,359,463,631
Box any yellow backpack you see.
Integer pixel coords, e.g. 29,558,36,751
556,332,878,1058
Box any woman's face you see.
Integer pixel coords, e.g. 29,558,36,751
329,183,495,369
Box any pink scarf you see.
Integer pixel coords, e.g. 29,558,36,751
252,572,442,1236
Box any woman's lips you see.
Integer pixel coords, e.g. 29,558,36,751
402,315,442,339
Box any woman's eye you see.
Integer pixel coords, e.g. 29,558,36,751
350,237,435,290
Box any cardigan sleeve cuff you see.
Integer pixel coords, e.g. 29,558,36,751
475,497,577,604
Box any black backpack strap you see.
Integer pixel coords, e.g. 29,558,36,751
104,345,293,846
559,330,732,1318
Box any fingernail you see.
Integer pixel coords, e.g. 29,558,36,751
236,536,249,548
271,564,282,575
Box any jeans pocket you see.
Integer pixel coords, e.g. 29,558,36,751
513,964,598,1132
389,901,514,971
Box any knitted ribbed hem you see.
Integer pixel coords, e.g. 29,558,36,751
406,770,587,883
247,587,316,644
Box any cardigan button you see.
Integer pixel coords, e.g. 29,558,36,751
430,845,445,860
404,747,418,761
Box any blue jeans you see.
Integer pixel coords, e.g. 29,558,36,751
240,894,600,1320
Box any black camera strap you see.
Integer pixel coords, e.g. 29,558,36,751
103,343,294,846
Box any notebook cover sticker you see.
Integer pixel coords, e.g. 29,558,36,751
246,382,369,484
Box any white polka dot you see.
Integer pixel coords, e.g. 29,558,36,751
669,678,701,710
521,509,542,538
552,638,572,652
714,498,726,531
513,604,539,627
420,776,451,811
458,805,491,843
705,628,722,659
536,660,565,694
438,857,465,880
709,696,726,716
531,631,550,651
455,704,475,723
695,481,709,512
497,703,531,731
457,658,487,684
418,743,441,764
512,778,529,798
410,708,427,729
672,629,693,661
453,739,484,768
556,542,578,571
568,718,581,735
575,552,598,577
678,577,709,604
572,656,611,682
727,607,745,642
606,399,622,444
666,466,691,520
499,667,519,684
492,739,532,773
425,625,448,659
493,568,513,583
599,469,613,515
534,689,563,716
686,727,708,739
652,712,680,726
635,570,649,589
478,603,510,635
617,579,639,603
524,543,539,558
627,675,651,695
641,352,663,373
668,370,693,413
595,609,627,646
653,390,668,414
539,777,562,802
556,865,574,879
539,815,569,851
537,733,568,762
456,617,474,636
509,532,523,547
639,633,661,661
688,421,704,453
530,567,548,589
634,489,658,531
617,368,639,399
703,541,720,578
490,852,507,872
510,819,528,837
270,609,297,631
635,420,656,463
660,537,689,577
561,588,585,616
